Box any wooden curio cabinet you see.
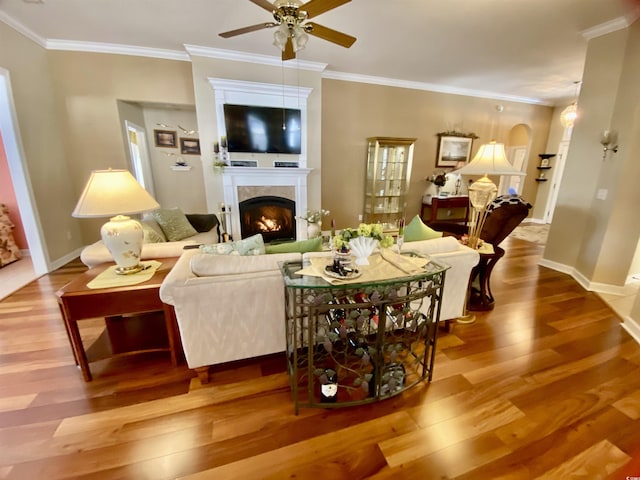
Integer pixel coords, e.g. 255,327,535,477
364,137,416,225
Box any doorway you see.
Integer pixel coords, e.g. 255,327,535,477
0,67,48,276
125,121,155,197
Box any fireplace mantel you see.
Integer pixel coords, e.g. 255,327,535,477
221,167,312,241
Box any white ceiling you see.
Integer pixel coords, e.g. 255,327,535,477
1,0,638,105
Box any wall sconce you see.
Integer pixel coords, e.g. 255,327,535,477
600,130,619,159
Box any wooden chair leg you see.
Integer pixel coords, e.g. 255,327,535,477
195,366,210,384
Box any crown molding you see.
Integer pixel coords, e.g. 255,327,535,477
44,40,190,61
581,13,637,40
0,10,46,47
184,44,327,72
322,70,551,106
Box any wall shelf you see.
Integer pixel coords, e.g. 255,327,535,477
535,178,548,182
536,166,552,170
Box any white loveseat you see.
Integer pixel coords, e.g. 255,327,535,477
159,236,479,383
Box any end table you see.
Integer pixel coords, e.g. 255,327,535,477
56,257,181,381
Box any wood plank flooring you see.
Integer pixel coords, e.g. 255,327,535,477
1,237,639,479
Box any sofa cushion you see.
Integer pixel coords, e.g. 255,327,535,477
190,251,300,276
404,214,443,242
265,236,323,254
152,207,198,241
199,233,265,256
141,220,167,243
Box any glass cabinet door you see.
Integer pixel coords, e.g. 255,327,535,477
364,137,416,226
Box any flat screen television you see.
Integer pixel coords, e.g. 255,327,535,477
223,104,302,154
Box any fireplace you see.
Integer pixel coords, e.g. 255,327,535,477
239,196,296,243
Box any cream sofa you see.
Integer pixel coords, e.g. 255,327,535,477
159,236,479,383
80,213,220,268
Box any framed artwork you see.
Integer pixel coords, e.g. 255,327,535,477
180,137,201,155
436,134,474,168
154,129,177,148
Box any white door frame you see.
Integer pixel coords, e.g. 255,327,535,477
544,140,569,223
125,121,156,197
0,67,48,275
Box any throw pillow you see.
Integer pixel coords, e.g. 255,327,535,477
140,220,166,243
152,207,197,241
265,237,323,254
404,215,443,242
200,234,266,256
185,213,219,233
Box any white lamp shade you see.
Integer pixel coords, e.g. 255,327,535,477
456,141,525,177
72,169,159,274
72,169,159,218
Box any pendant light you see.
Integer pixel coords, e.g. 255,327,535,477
560,81,581,129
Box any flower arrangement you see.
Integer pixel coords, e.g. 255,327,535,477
333,223,394,251
299,209,330,223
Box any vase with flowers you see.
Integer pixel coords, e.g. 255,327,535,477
333,223,394,265
299,209,330,239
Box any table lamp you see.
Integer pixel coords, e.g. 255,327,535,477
455,141,525,249
72,169,160,274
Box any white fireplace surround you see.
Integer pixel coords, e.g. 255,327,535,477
222,167,312,241
210,78,315,242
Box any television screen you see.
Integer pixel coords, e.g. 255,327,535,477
223,104,302,154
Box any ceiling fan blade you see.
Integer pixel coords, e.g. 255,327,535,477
305,22,356,48
249,0,276,12
282,36,296,61
219,22,276,38
302,0,351,19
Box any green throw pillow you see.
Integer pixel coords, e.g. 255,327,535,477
152,207,198,241
140,220,166,243
265,236,323,254
200,234,266,256
404,215,443,242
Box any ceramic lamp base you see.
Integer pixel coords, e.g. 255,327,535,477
101,215,144,275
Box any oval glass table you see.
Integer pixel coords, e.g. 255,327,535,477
279,252,449,414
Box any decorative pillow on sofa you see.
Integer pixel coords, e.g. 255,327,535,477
185,213,219,233
140,220,166,243
200,233,266,256
152,207,198,241
404,215,443,242
265,236,323,254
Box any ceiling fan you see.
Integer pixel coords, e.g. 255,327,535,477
219,0,356,61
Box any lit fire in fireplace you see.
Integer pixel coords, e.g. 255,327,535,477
257,216,282,232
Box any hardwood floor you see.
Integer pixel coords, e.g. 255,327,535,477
1,237,639,479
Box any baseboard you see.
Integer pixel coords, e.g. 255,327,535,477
537,257,630,295
621,316,640,345
49,247,84,272
526,217,547,224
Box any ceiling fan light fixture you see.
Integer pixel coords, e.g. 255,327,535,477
273,24,289,50
292,27,308,52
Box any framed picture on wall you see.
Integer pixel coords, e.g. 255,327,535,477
436,133,475,168
154,129,177,148
180,138,201,155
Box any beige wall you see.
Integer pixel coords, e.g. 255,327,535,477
544,25,640,287
47,51,196,244
321,79,552,229
0,22,81,264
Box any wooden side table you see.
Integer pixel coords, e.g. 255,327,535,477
421,196,469,224
56,257,181,381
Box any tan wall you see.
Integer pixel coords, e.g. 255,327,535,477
321,79,552,229
47,51,196,243
0,22,82,263
543,26,639,286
